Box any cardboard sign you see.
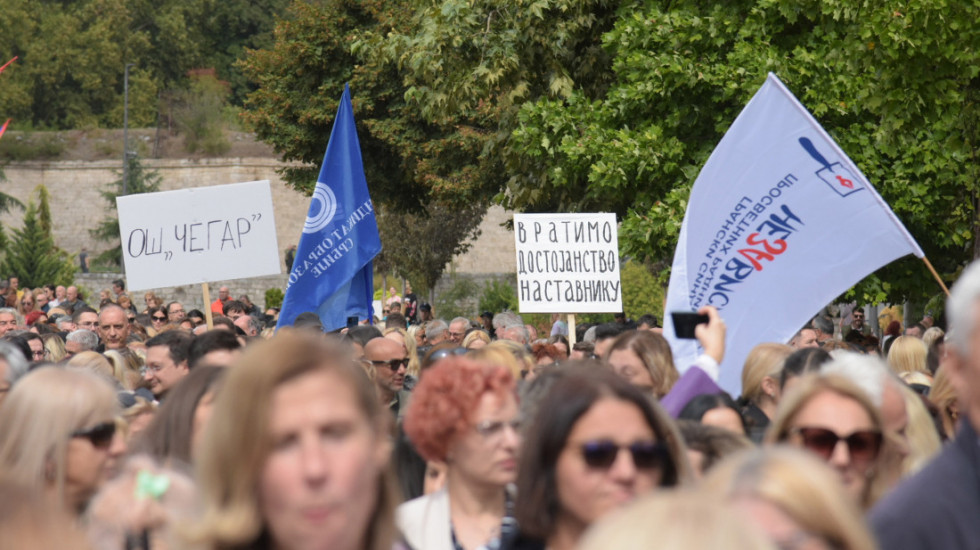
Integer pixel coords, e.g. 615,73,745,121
514,213,622,313
117,181,281,291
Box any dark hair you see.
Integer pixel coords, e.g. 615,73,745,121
575,322,593,343
515,366,687,539
678,392,747,433
347,325,383,348
386,313,407,330
145,330,195,367
811,315,833,335
779,348,832,390
211,316,236,332
223,301,245,315
187,309,205,322
637,314,659,328
885,320,901,337
71,306,97,324
393,427,427,502
130,366,225,465
593,322,622,342
188,330,242,368
675,419,753,474
112,279,125,291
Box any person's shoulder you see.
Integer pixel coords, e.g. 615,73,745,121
870,429,980,548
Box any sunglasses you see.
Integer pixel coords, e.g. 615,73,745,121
370,358,409,371
71,422,116,450
152,315,167,322
790,427,882,466
580,440,669,471
427,348,469,363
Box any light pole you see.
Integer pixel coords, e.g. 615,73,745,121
122,63,135,195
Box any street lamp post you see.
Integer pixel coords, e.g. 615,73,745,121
122,63,135,195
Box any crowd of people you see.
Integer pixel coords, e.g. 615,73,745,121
0,263,978,550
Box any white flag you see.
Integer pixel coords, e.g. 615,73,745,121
664,73,923,395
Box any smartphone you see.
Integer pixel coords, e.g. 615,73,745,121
347,316,359,329
671,311,709,339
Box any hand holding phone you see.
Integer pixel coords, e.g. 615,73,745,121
671,311,710,339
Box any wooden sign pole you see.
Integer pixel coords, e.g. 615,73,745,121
202,283,215,330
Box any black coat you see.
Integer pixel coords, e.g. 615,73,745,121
869,420,980,549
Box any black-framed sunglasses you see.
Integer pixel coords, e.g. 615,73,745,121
790,427,882,467
151,315,167,322
370,358,409,371
71,422,116,450
580,440,669,470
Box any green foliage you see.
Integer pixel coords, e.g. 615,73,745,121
0,132,67,160
0,0,288,130
435,276,480,320
620,260,664,320
90,155,162,266
479,279,518,314
265,287,284,310
173,71,231,155
0,187,75,287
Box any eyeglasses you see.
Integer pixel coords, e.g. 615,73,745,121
31,349,44,359
790,427,882,467
475,418,522,439
152,315,167,322
370,358,409,371
71,422,116,450
447,331,465,339
579,440,669,471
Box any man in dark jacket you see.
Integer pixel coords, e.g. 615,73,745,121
869,261,980,549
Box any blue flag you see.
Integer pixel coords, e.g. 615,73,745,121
277,84,381,331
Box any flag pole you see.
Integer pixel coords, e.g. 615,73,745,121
922,257,950,297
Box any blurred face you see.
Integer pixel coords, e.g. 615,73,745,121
56,286,66,299
701,406,746,436
607,348,655,393
447,392,521,487
852,311,865,326
36,294,48,308
168,303,186,321
448,321,467,344
21,296,34,312
218,287,230,300
191,390,216,454
260,370,386,550
150,310,168,328
946,302,980,434
735,496,834,550
787,390,880,503
77,312,98,331
27,338,44,362
98,308,130,350
793,329,819,349
0,312,15,336
593,337,615,360
144,345,189,397
64,420,126,512
554,398,663,531
66,287,77,300
366,339,407,395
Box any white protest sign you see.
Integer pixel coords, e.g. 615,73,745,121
117,180,281,291
514,213,622,313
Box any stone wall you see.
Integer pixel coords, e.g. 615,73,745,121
1,158,520,303
75,272,289,312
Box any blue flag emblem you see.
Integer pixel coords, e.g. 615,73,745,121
277,84,381,331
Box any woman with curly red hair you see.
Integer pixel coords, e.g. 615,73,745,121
398,356,520,550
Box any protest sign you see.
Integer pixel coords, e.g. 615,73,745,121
117,180,281,292
514,213,622,313
663,73,923,394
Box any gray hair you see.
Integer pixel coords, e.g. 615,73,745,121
500,324,530,345
0,340,29,385
947,260,980,354
811,315,834,336
66,330,100,352
0,307,22,326
493,311,523,331
821,351,899,407
449,317,471,329
54,316,74,331
426,320,449,341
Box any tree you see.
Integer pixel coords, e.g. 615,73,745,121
375,201,485,299
0,186,75,287
496,0,980,308
90,154,162,267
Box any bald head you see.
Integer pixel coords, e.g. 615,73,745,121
365,336,405,360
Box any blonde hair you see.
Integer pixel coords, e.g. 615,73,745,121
887,336,928,376
191,330,398,550
468,340,532,380
740,343,793,405
42,333,67,363
383,327,420,377
462,329,491,349
702,447,877,550
766,374,894,510
606,330,679,397
103,349,144,391
921,326,944,349
579,489,776,550
900,385,941,476
0,368,118,510
66,351,117,386
928,367,959,439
